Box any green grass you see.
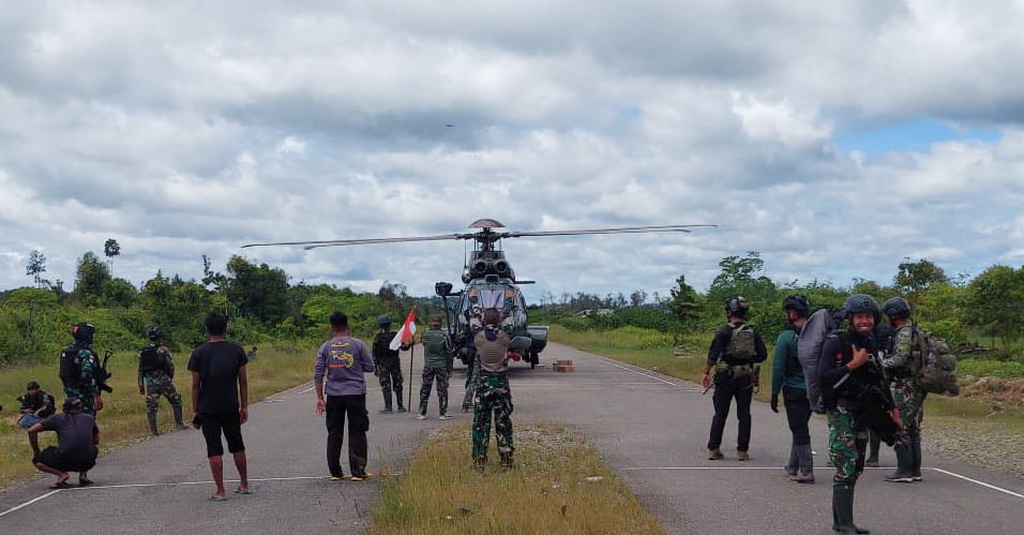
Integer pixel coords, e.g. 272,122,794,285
0,345,315,486
370,422,668,535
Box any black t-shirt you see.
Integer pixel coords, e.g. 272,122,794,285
187,340,248,413
42,412,99,458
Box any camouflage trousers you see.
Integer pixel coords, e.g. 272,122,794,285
462,357,480,411
377,361,404,401
64,386,97,416
827,402,867,490
472,372,514,461
419,366,450,416
143,374,183,414
891,377,925,443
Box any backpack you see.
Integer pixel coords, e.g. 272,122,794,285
59,346,83,388
910,327,959,396
727,323,757,360
797,308,838,413
139,345,164,373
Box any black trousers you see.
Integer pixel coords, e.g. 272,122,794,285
783,386,812,446
325,395,369,477
708,375,753,451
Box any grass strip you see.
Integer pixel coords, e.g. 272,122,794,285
371,422,668,535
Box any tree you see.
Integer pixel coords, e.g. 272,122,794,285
74,251,112,305
224,256,290,324
667,274,701,324
962,265,1024,343
25,249,47,288
104,239,121,276
894,258,948,296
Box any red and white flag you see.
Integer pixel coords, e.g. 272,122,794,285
389,308,417,351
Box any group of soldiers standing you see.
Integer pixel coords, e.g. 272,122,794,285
705,293,930,534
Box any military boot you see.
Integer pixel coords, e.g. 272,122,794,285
172,404,187,430
147,412,160,436
832,486,870,534
910,438,923,481
379,392,393,414
395,387,407,412
500,452,514,470
884,443,914,483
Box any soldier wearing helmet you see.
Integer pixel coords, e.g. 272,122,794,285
818,294,903,534
60,323,104,416
138,327,186,434
877,296,925,483
772,295,815,483
371,315,406,414
701,296,767,461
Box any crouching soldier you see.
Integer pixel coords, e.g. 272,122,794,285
18,381,57,429
139,327,186,434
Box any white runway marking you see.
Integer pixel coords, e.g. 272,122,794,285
620,466,1024,500
600,360,679,386
0,473,400,518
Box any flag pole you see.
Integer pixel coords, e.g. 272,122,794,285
407,341,415,411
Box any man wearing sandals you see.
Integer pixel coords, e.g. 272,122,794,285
26,397,99,488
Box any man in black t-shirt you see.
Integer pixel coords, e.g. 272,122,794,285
27,397,99,488
187,311,250,501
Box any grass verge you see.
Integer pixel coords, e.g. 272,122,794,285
0,345,315,486
371,422,668,535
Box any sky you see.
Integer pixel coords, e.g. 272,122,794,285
2,0,1024,305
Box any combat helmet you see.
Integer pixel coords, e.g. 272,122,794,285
148,326,163,341
843,294,880,323
72,323,95,345
882,297,911,320
724,296,750,318
377,315,392,328
782,294,811,317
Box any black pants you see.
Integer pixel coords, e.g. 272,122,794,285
325,395,369,477
783,386,812,446
708,375,753,451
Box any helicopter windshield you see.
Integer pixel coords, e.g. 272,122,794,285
462,282,527,333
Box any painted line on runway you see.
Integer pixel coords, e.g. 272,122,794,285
514,382,682,388
0,473,402,518
600,360,678,386
0,489,61,519
621,466,1024,500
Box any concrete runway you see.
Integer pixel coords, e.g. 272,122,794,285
2,342,1023,534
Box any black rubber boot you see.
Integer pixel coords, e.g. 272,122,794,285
395,387,406,412
911,438,923,480
172,404,186,429
147,412,160,436
500,452,514,470
380,392,393,414
864,430,880,467
832,486,869,534
885,443,914,483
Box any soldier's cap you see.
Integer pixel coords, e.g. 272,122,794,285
27,381,41,390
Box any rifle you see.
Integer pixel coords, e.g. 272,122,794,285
751,364,762,394
96,349,115,393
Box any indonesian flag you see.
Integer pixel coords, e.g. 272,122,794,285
389,308,417,351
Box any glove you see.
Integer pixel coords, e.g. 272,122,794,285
770,394,779,413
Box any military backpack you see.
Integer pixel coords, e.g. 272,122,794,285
727,323,757,360
59,345,83,388
139,345,165,374
909,327,959,396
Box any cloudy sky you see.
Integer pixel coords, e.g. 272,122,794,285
2,1,1023,304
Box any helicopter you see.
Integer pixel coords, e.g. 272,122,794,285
242,218,714,368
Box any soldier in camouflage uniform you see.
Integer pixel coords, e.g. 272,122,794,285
371,315,406,414
60,323,104,416
819,294,901,535
879,297,925,483
138,327,185,435
417,315,453,420
471,309,518,470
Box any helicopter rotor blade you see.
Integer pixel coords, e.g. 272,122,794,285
501,224,716,239
241,233,476,250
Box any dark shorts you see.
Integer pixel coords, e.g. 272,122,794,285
34,446,96,473
199,411,245,457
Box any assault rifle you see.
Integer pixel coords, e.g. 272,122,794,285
96,349,115,393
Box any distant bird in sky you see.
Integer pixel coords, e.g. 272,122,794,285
445,124,456,127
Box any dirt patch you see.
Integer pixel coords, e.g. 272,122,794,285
959,377,1024,406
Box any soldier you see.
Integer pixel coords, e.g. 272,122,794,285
471,308,519,470
819,294,902,534
138,327,186,435
701,297,768,461
17,381,57,429
417,315,454,420
771,295,814,483
460,313,483,413
879,296,925,483
371,315,406,414
59,323,104,416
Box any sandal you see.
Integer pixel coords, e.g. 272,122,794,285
50,481,71,489
79,478,94,487
233,487,251,495
208,495,228,502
